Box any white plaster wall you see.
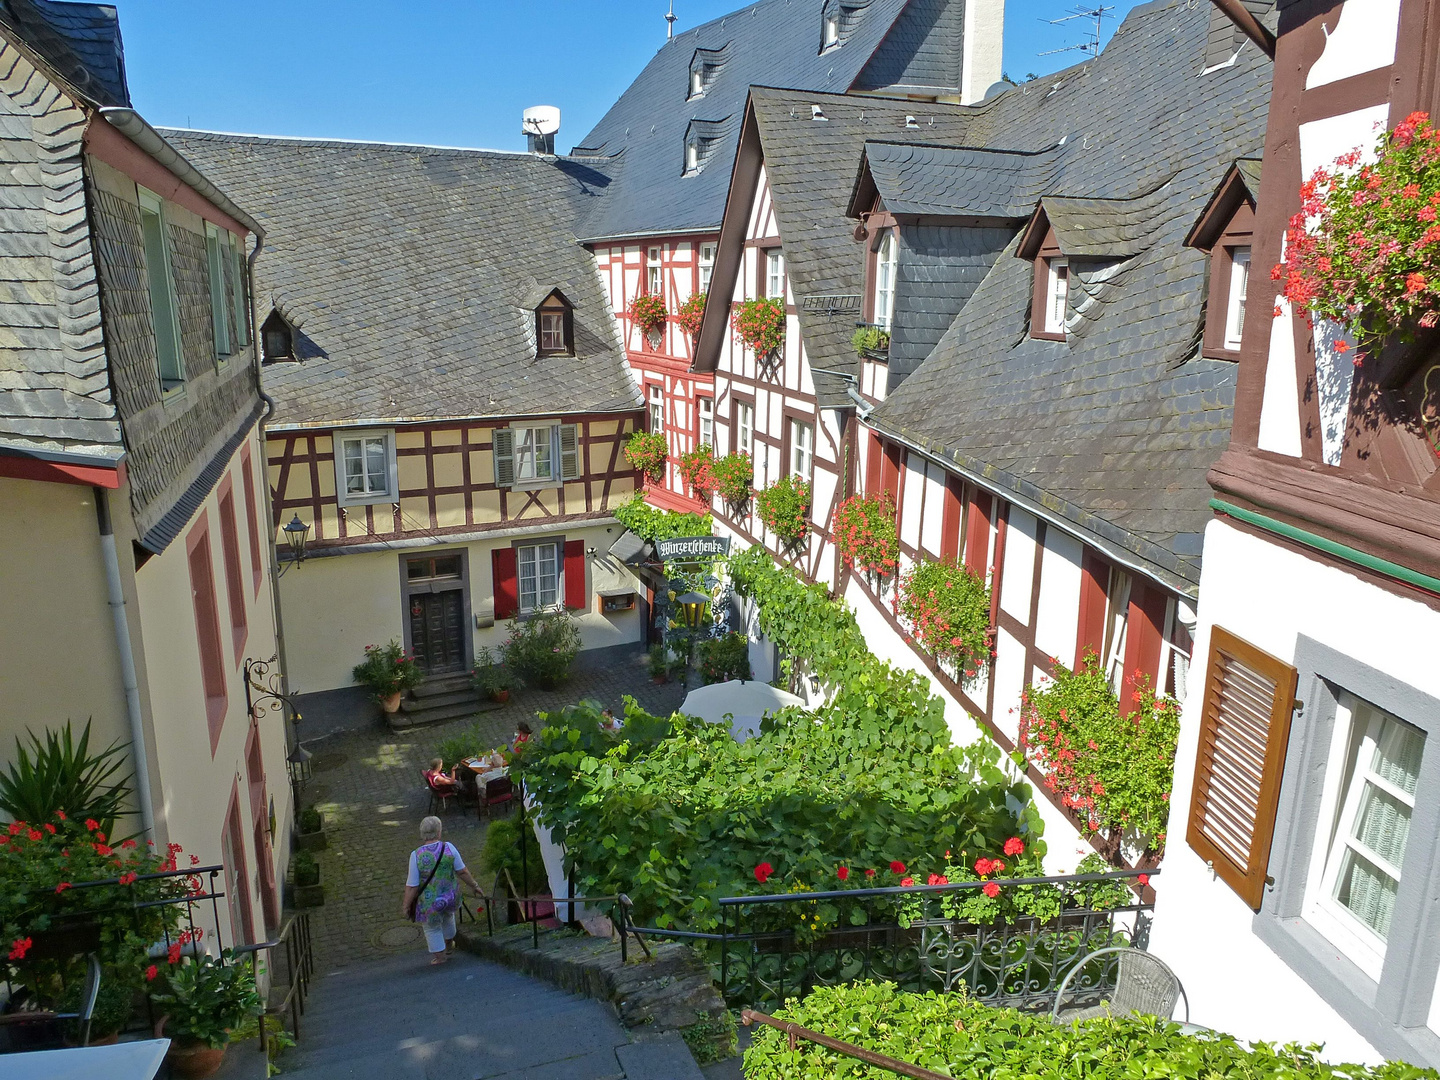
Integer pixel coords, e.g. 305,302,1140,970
1000,508,1038,620
1034,528,1083,667
1151,518,1440,1062
1305,0,1400,89
991,625,1026,744
920,462,945,557
900,457,925,549
960,0,1005,104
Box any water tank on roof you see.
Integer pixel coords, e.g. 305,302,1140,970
523,106,561,154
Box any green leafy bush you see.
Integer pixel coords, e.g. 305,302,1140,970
1019,653,1179,856
436,724,493,767
732,297,786,355
502,611,582,689
480,816,543,886
291,850,319,887
472,646,516,698
0,720,133,837
297,806,323,834
851,325,890,356
830,494,898,576
614,494,711,542
698,632,752,684
152,952,262,1049
744,982,1437,1080
61,965,138,1039
896,559,993,684
624,430,669,483
755,476,810,546
352,639,423,696
712,453,754,505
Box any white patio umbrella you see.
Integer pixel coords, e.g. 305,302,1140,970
680,679,806,741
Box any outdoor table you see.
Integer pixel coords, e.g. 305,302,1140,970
464,759,508,785
3,1037,169,1079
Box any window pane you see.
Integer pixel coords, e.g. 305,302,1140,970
343,440,366,494
1334,847,1399,938
519,546,536,610
516,428,536,480
538,544,558,608
407,559,430,581
534,428,552,479
365,438,388,492
875,234,896,330
1047,259,1069,333
1373,717,1424,796
141,206,183,385
1226,248,1251,348
432,555,462,579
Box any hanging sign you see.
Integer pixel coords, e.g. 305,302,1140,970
655,536,730,561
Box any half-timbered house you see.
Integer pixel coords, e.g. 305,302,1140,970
575,0,1004,512
0,0,289,949
1150,0,1440,1065
165,133,648,707
695,0,1272,866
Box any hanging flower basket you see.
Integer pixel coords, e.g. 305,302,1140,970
677,292,707,338
896,559,993,685
629,294,668,334
732,297,786,358
831,493,898,577
712,452,753,508
756,476,810,548
624,430,668,484
1275,110,1440,355
677,445,715,499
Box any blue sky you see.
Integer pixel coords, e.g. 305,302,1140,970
115,1,1139,153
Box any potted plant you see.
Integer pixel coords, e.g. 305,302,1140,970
697,632,752,684
152,953,262,1079
896,559,993,688
831,493,899,578
647,644,669,683
291,851,323,908
732,297,785,359
851,325,891,358
502,611,581,689
624,430,669,485
60,967,137,1046
352,639,423,714
711,452,753,509
294,804,327,852
676,291,706,338
629,294,668,349
472,646,515,703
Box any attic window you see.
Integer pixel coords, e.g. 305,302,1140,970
688,47,727,99
1186,161,1259,360
535,289,575,357
822,8,840,48
260,310,295,362
1044,259,1069,334
1023,222,1068,342
821,1,868,52
683,119,726,175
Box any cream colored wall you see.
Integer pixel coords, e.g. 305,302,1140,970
133,425,289,949
0,478,128,778
280,520,642,693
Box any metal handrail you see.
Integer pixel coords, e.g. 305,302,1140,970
741,1009,952,1080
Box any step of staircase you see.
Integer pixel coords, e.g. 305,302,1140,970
616,1033,706,1080
387,697,497,731
400,689,478,713
411,673,476,699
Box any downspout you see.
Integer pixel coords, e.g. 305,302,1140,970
1207,0,1276,58
94,486,156,842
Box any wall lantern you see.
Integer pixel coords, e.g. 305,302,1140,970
282,514,310,563
678,591,709,629
287,742,313,786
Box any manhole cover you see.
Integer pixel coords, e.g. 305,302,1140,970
374,923,423,951
311,752,348,773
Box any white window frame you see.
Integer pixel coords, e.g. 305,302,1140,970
514,425,555,484
649,386,664,433
690,65,705,97
517,541,562,614
334,429,397,507
540,311,565,352
698,397,714,451
205,221,232,361
874,232,898,330
790,418,813,479
766,248,786,301
822,7,840,48
1044,257,1069,334
138,187,185,392
1303,696,1424,980
1224,246,1251,351
736,401,754,456
1101,569,1131,693
698,242,716,293
647,247,663,296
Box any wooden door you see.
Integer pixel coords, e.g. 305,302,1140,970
409,590,465,674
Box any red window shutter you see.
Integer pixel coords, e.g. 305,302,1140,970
1121,581,1169,707
187,521,228,752
881,442,902,500
493,547,518,620
963,492,993,577
1075,550,1111,669
940,477,963,561
864,431,883,496
563,539,587,610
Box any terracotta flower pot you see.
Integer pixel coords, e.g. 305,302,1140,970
492,689,510,704
380,691,402,714
155,1017,228,1079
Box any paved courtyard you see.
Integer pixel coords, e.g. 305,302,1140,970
291,644,686,971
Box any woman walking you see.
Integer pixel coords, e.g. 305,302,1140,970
402,816,480,964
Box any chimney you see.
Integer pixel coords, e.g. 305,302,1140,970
522,105,561,155
961,0,1005,105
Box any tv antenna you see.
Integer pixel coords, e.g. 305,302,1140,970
1038,5,1114,59
665,0,678,39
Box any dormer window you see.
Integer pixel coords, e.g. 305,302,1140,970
823,8,840,48
534,288,575,356
1044,258,1069,334
1017,217,1068,342
688,45,728,100
683,118,726,176
820,0,867,51
260,309,295,362
873,231,897,330
1224,248,1250,350
647,246,663,294
1185,159,1260,360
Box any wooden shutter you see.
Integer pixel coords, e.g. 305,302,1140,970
559,424,580,479
493,547,518,620
940,476,963,561
963,492,993,578
1075,550,1110,668
1187,625,1298,911
493,428,514,487
865,431,883,497
880,442,902,499
1120,581,1168,707
563,540,587,610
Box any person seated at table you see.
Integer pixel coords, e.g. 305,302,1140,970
424,758,458,789
600,708,623,734
511,722,533,749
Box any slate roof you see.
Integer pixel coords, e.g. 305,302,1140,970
851,0,966,95
864,0,1273,590
856,140,1063,220
0,0,127,106
160,132,640,428
574,0,981,242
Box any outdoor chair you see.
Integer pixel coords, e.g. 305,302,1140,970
425,772,457,815
0,953,101,1051
1051,946,1189,1025
481,776,515,819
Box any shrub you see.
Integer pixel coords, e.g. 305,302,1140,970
677,444,715,499
481,816,543,887
502,610,582,689
628,293,668,334
896,559,993,684
61,966,137,1039
697,631,752,683
297,805,323,834
152,952,262,1049
851,325,890,356
291,850,319,887
1275,110,1440,351
711,452,753,505
472,646,515,698
624,430,668,484
647,644,671,679
830,494,898,576
352,640,423,696
756,476,810,547
613,494,712,542
676,291,707,337
0,720,133,837
1019,652,1180,855
436,724,493,767
744,982,1434,1080
732,297,786,355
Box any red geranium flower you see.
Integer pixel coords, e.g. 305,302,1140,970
8,822,23,836
900,877,915,887
991,859,1006,873
982,881,1000,899
837,866,849,881
974,858,994,877
26,830,41,842
54,810,66,821
927,873,949,886
864,869,876,878
54,882,72,893
119,872,138,886
889,861,906,875
1003,837,1024,857
94,843,113,857
145,965,159,982
43,823,55,834
1137,873,1150,887
168,943,183,965
753,862,774,885
8,937,32,961
84,819,98,831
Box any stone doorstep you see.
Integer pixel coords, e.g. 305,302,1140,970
455,923,731,1062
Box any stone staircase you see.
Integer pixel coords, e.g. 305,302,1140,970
268,950,705,1080
388,673,500,732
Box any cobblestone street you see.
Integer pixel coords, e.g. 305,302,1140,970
293,644,686,971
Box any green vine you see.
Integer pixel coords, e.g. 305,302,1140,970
613,494,711,542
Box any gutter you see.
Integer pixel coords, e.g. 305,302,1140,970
98,108,265,237
846,385,874,420
576,224,720,245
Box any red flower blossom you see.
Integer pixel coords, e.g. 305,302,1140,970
93,843,113,857
119,872,138,886
43,823,55,834
974,858,994,877
84,819,99,831
982,882,1000,899
927,873,949,886
145,964,159,982
8,937,32,960
27,830,41,842
900,876,915,887
753,862,774,885
121,838,137,849
168,943,183,965
7,821,23,836
54,882,72,893
1334,339,1351,354
1407,272,1428,295
889,861,906,875
1003,837,1024,857
864,868,876,878
836,866,849,881
1137,873,1150,887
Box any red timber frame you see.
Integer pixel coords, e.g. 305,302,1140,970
267,412,643,549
